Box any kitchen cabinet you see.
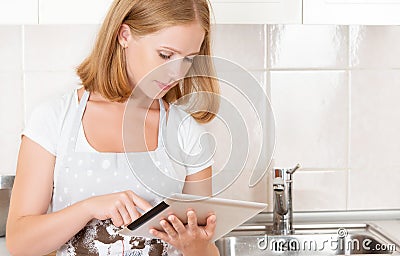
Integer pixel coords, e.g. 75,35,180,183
210,0,302,24
39,0,113,24
0,0,37,24
303,0,400,25
38,0,302,25
2,0,400,25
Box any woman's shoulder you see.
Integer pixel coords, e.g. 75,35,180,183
167,103,214,175
29,88,77,118
168,103,208,137
22,88,79,155
168,104,197,126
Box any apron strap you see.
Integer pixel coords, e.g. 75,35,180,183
66,90,90,154
158,98,167,148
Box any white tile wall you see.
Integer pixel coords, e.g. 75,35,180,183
1,24,400,211
271,71,349,169
211,24,266,70
349,70,400,209
268,25,349,69
205,67,271,204
217,167,269,206
0,72,23,174
350,26,400,69
24,71,80,121
0,26,23,174
0,26,22,71
24,25,99,71
291,170,347,211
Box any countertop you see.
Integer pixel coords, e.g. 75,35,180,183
0,238,9,256
370,220,400,244
246,210,400,254
1,211,399,255
249,210,400,241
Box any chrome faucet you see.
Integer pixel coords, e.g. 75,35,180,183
272,164,300,235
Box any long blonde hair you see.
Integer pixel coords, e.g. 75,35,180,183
76,0,219,123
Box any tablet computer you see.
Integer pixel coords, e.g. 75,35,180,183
118,193,267,242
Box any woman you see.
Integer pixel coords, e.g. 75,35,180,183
6,0,220,255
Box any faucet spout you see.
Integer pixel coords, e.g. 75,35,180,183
273,177,288,215
272,164,300,235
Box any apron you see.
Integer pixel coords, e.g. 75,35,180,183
53,90,185,256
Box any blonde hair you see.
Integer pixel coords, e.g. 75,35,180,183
76,0,219,123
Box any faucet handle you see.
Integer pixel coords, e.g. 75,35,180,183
286,164,301,175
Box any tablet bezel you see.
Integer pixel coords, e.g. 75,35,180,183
118,193,267,241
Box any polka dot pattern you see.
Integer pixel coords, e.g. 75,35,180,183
51,92,187,255
102,160,111,169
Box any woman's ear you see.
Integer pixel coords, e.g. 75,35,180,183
118,24,132,48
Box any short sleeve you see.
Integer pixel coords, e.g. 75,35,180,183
22,100,62,156
178,115,214,176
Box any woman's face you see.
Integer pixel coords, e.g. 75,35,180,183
120,22,205,99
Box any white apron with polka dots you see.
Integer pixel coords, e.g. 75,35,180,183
53,90,184,256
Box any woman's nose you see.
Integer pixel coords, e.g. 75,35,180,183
167,58,192,80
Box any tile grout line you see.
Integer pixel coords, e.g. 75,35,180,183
21,25,27,128
37,0,40,24
347,71,352,211
264,24,268,71
346,26,351,211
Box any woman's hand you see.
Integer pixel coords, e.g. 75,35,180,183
150,210,219,256
83,190,153,227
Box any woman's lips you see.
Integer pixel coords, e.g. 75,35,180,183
155,80,176,91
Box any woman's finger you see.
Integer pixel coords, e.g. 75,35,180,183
160,219,178,238
123,197,141,222
204,214,217,237
187,210,198,231
116,202,132,226
127,191,153,212
168,215,186,235
150,228,170,242
110,208,124,227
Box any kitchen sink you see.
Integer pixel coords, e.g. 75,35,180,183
216,223,400,255
0,175,14,237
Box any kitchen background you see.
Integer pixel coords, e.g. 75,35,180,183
1,3,400,214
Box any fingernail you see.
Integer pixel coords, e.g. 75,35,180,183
211,216,216,223
168,215,174,221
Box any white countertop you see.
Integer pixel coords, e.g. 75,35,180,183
0,238,10,256
371,220,400,244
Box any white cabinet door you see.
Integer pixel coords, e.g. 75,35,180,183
39,0,113,24
0,0,38,24
304,0,400,25
38,0,302,25
210,0,302,24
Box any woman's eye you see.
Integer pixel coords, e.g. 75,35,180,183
159,52,172,60
184,56,195,63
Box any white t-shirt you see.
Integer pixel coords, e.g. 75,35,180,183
22,88,213,176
